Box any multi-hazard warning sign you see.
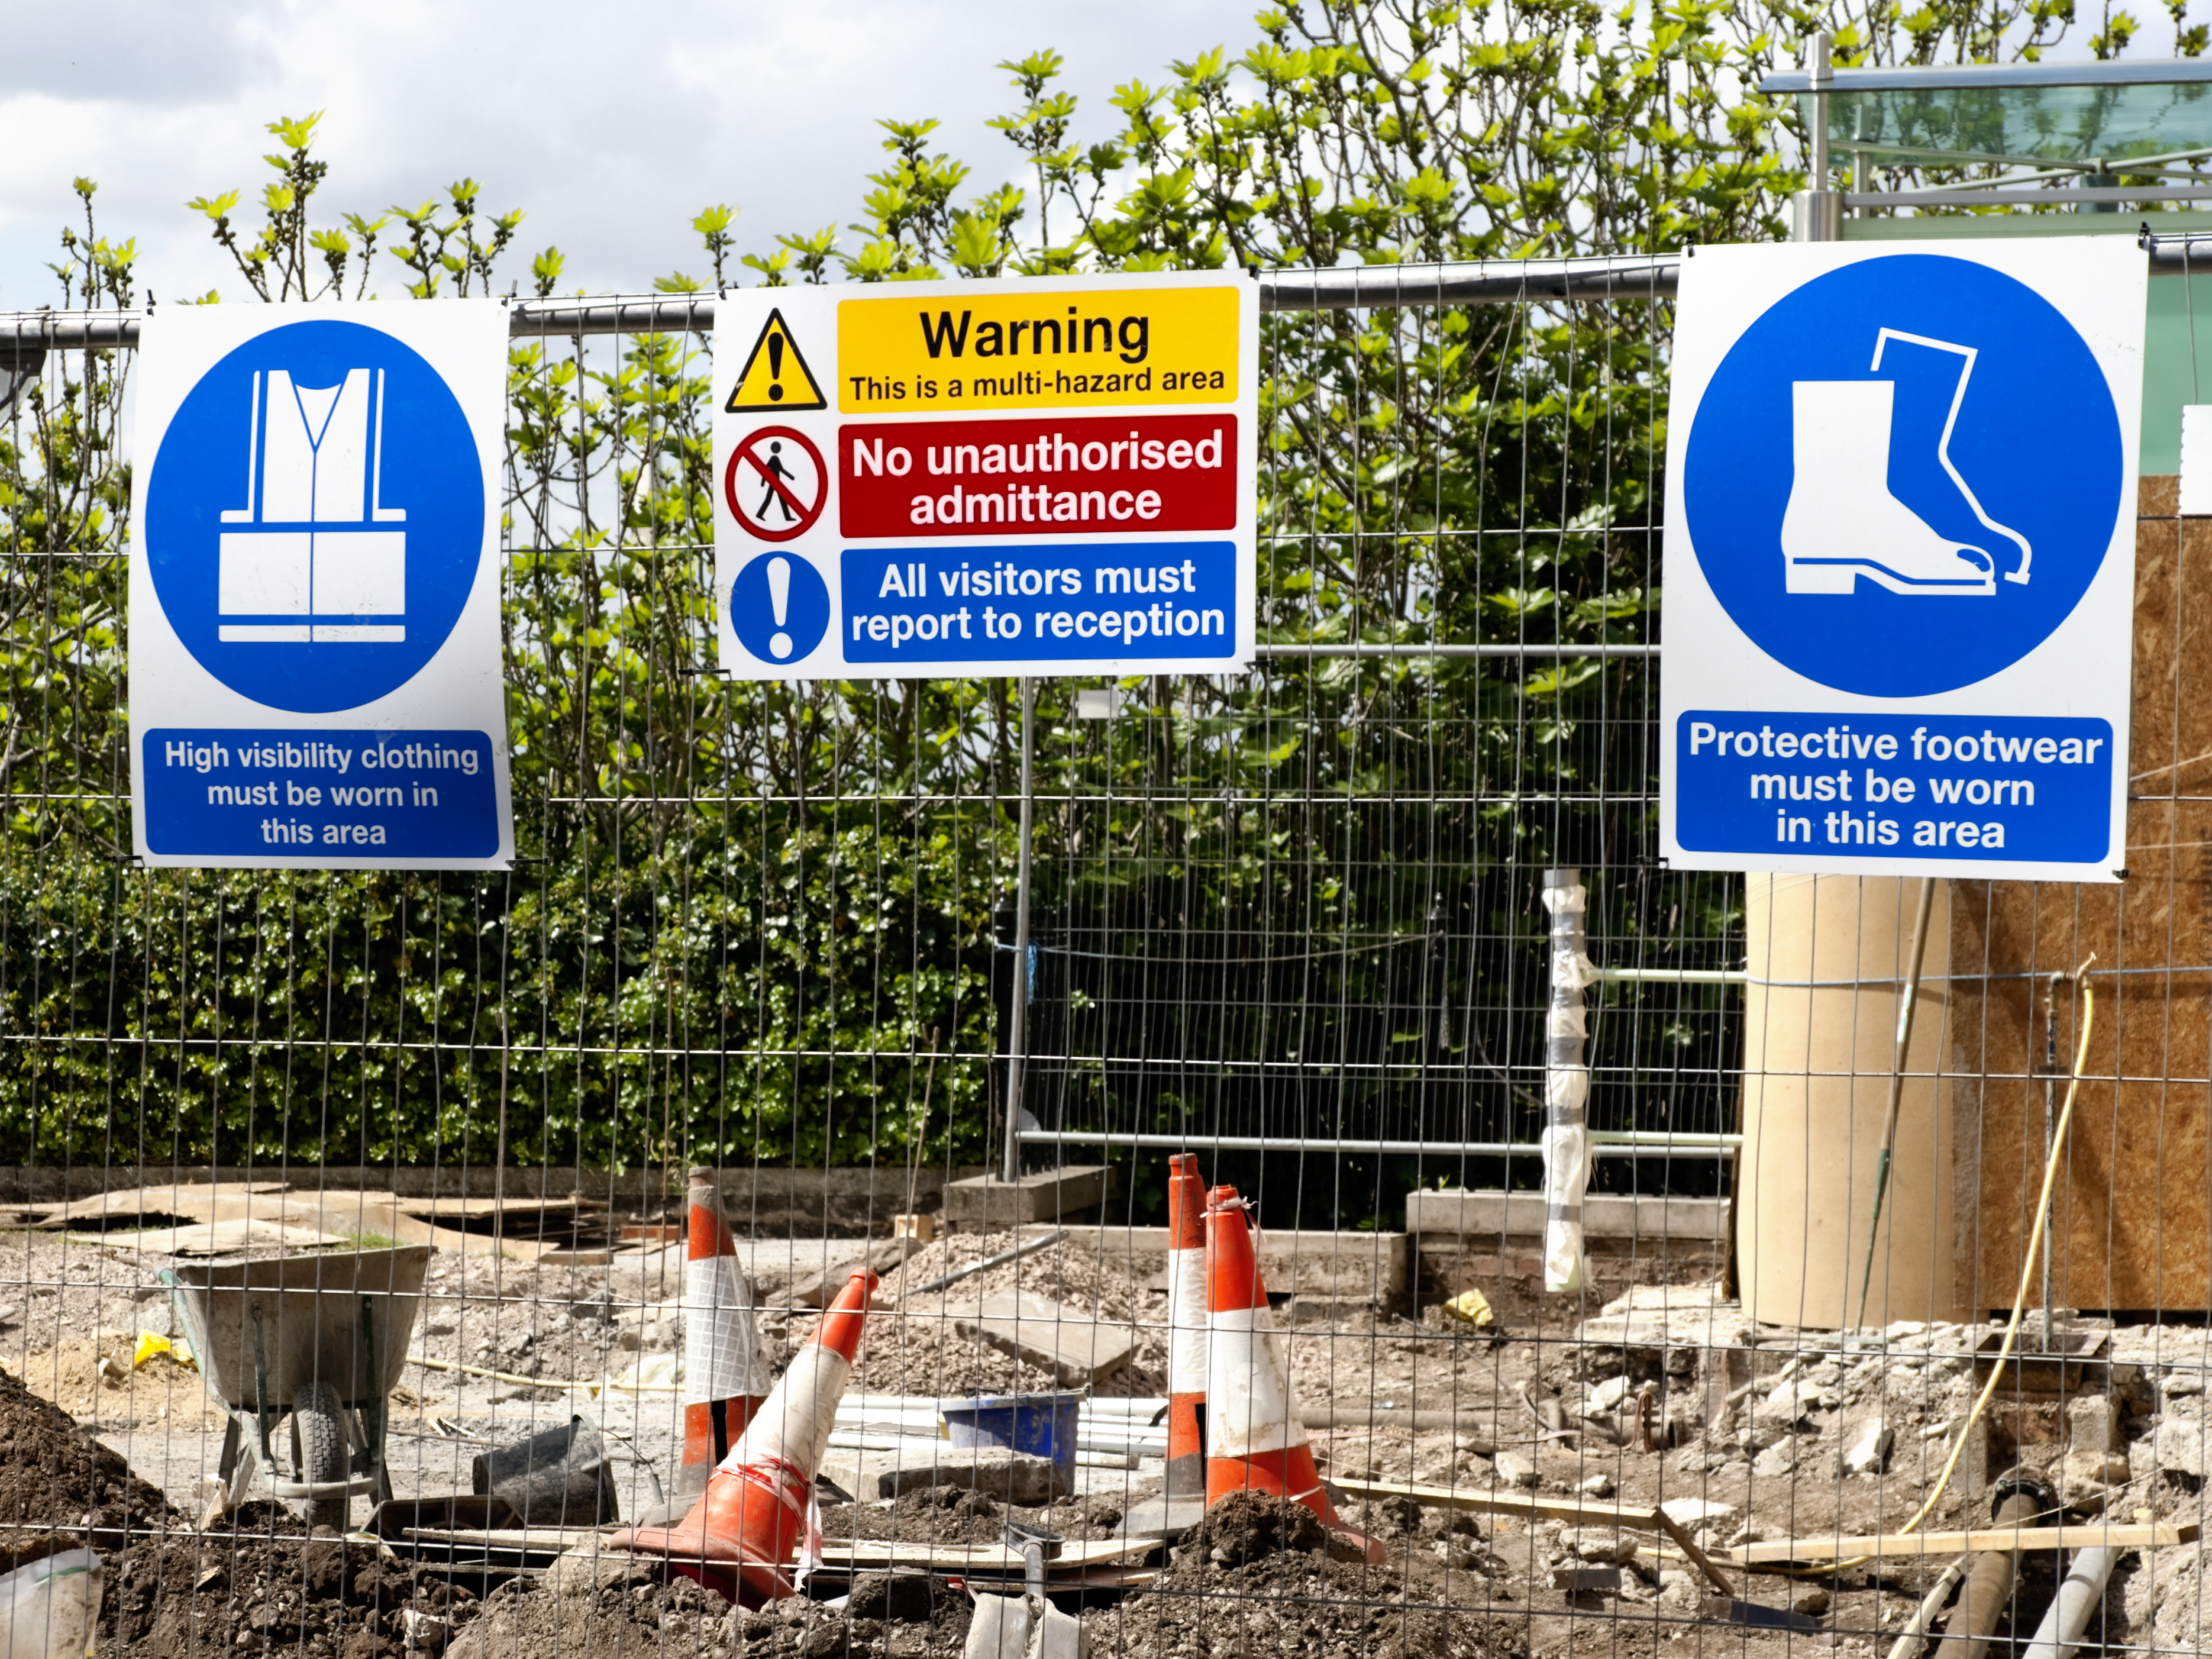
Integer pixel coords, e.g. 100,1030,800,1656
723,309,826,413
724,426,827,542
711,272,1258,681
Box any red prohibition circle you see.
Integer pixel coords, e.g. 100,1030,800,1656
724,425,827,542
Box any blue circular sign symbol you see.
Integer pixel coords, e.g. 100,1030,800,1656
1683,254,2123,698
143,319,483,714
730,551,831,664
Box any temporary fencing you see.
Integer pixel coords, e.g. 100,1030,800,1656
1,250,2210,1657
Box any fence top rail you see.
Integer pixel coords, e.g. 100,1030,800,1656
32,240,2212,347
0,254,1694,350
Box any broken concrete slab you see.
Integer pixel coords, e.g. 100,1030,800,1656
1658,1498,1736,1537
944,1167,1114,1230
953,1293,1133,1387
2152,1415,2211,1480
2069,1393,2125,1454
782,1238,920,1307
875,1448,1066,1506
1842,1419,1894,1476
1492,1452,1538,1490
1563,1529,1638,1565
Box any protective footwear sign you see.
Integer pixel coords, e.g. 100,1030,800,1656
1660,240,2144,882
128,303,514,869
711,272,1258,680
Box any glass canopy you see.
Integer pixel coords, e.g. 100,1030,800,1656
1761,59,2212,169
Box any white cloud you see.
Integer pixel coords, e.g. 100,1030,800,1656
0,0,1258,309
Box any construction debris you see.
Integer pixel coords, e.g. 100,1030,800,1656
875,1448,1066,1506
954,1293,1134,1386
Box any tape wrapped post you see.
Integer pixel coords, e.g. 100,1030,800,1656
1540,872,1594,1294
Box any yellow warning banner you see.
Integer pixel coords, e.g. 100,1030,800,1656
837,285,1239,414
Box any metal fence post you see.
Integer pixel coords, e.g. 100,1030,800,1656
1001,676,1037,1184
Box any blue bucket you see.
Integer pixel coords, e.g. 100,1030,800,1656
941,1393,1083,1481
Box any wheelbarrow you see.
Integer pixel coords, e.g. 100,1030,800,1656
159,1245,431,1533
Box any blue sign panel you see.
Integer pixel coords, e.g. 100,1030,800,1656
1673,711,2113,863
837,540,1237,665
1660,240,2144,881
142,320,485,715
1682,256,2124,699
142,730,501,858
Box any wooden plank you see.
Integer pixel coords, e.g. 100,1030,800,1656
1331,1476,1734,1597
404,1526,608,1550
1720,1521,2199,1565
1334,1476,1661,1531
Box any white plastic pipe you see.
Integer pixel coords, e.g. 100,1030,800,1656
2019,1546,2117,1659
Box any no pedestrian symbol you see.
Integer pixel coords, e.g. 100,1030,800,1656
724,426,826,543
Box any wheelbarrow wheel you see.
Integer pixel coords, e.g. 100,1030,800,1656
291,1380,351,1532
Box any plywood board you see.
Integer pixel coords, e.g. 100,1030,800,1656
34,1182,289,1229
1951,480,2212,1311
103,1218,345,1256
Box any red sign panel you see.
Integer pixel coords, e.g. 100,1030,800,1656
838,413,1238,539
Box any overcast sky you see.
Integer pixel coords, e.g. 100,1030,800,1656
1,3,2170,315
0,0,1263,310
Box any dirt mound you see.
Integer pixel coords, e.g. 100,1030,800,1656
99,1532,467,1658
824,1484,1006,1545
860,1228,1170,1397
15,1334,228,1431
1079,1491,1525,1659
1184,1489,1328,1564
448,1551,875,1659
0,1363,175,1537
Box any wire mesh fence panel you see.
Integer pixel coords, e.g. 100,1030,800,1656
0,271,2202,1659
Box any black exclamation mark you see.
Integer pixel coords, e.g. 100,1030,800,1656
767,331,785,403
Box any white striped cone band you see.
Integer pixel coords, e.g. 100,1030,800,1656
1167,1247,1209,1398
1205,1305,1306,1459
683,1253,772,1405
718,1341,853,1479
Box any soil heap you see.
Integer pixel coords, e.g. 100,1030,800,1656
0,1362,175,1539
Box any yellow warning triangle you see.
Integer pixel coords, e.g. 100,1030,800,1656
724,307,827,413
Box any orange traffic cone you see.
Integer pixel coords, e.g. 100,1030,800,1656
674,1167,770,1506
1123,1153,1210,1539
1204,1184,1383,1563
613,1268,878,1603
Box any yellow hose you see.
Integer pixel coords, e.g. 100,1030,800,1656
1759,969,2095,1577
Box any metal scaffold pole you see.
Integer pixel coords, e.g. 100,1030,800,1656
1001,676,1037,1184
